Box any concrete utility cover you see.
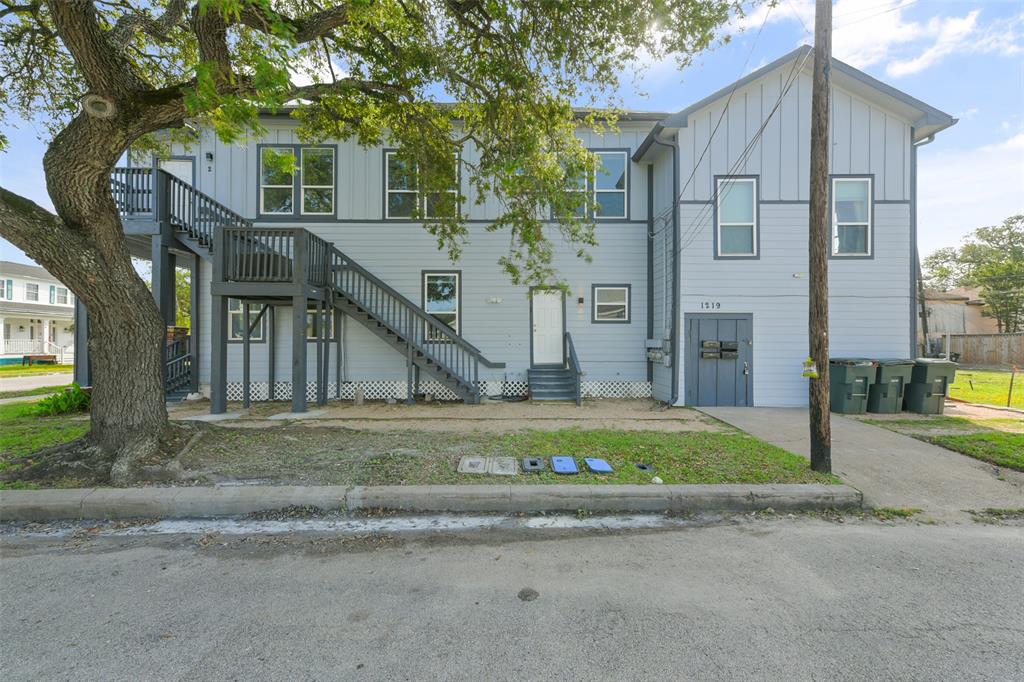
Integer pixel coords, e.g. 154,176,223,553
457,456,488,474
488,457,518,476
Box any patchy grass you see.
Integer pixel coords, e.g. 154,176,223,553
967,508,1024,524
928,433,1024,472
0,364,74,378
179,425,836,487
0,384,71,400
949,369,1024,409
871,506,923,521
0,401,90,487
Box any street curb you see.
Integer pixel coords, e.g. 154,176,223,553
0,484,861,521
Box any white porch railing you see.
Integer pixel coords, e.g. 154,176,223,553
2,339,74,364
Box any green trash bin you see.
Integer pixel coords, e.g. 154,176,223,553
905,359,958,414
829,358,875,414
867,359,915,414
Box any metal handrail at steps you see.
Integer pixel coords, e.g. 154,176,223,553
565,331,582,406
164,337,191,393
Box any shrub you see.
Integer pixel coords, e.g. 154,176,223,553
36,383,91,416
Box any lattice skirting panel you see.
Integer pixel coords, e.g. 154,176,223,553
223,379,651,402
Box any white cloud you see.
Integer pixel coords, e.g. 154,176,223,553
957,107,980,121
744,0,1023,78
918,132,1024,253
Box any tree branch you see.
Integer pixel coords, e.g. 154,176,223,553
109,0,187,48
238,3,352,43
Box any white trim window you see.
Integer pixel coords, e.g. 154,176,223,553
228,299,264,341
300,147,335,215
594,151,627,219
386,151,459,219
306,309,335,340
716,178,757,257
593,285,630,322
56,287,68,305
423,272,460,339
25,282,39,301
260,147,294,214
832,177,872,256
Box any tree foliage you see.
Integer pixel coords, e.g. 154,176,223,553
923,215,1024,333
1,0,742,285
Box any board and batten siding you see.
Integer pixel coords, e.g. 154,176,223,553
676,67,912,203
677,203,912,407
649,144,676,403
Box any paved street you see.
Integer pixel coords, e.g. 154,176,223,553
2,517,1022,681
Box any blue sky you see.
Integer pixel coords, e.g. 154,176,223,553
2,0,1022,269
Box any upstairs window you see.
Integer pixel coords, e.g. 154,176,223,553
832,178,872,256
716,177,758,257
260,147,294,215
56,287,69,305
594,151,627,219
301,147,335,215
25,282,39,301
1,279,11,299
423,272,460,340
385,151,459,219
592,284,631,323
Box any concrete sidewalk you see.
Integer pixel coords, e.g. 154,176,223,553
701,407,1023,519
0,483,861,521
0,371,73,393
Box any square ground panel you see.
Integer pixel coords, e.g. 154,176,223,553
488,457,518,476
457,456,488,474
522,457,546,472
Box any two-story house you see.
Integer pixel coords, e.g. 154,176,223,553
0,260,77,365
81,46,955,412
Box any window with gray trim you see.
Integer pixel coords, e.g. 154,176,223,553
228,299,264,341
1,279,11,299
385,151,458,219
716,178,757,256
594,151,627,218
300,147,335,215
423,271,460,338
832,177,872,256
260,146,294,214
592,284,630,323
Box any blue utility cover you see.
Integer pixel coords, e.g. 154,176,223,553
551,456,579,475
584,458,614,474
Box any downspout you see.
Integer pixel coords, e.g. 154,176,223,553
651,133,680,406
911,132,935,357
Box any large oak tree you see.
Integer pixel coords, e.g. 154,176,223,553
0,0,739,480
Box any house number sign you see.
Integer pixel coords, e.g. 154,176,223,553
699,301,722,310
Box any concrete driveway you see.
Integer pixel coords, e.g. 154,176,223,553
700,407,1023,519
0,371,72,393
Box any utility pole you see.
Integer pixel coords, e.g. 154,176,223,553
808,0,832,473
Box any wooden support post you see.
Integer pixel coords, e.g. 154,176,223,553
268,305,276,401
210,294,228,414
335,309,342,399
406,338,415,405
291,295,307,413
189,252,200,394
808,0,833,473
242,302,251,409
73,299,91,387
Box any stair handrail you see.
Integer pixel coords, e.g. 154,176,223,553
565,331,582,406
330,247,505,370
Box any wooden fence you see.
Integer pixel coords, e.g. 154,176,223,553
947,333,1024,368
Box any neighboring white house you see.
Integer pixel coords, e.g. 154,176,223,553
0,260,76,365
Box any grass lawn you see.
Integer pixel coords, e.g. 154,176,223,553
0,364,74,378
859,414,1024,472
180,426,837,487
948,369,1024,409
0,401,90,488
0,384,71,400
927,433,1024,472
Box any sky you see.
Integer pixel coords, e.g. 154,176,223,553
1,0,1022,269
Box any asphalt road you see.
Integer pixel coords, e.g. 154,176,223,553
2,517,1022,681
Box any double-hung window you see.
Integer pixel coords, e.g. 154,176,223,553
306,309,335,340
592,284,631,323
422,272,460,340
716,177,758,257
260,147,295,215
25,282,39,301
594,151,627,218
56,287,68,305
228,299,264,341
301,148,335,215
385,151,459,219
832,177,872,256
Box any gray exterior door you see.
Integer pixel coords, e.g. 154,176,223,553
685,314,753,406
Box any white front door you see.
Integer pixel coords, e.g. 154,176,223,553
159,159,193,185
531,290,564,365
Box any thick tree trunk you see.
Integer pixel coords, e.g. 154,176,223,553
0,109,177,480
